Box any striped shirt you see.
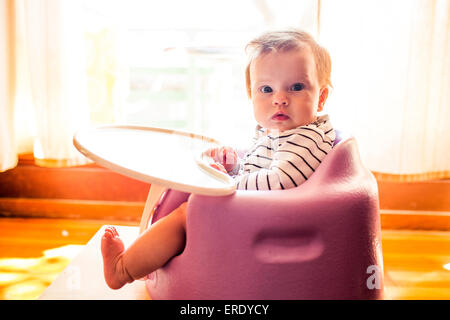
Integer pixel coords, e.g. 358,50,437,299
234,114,335,190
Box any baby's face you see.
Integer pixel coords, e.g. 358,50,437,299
249,47,327,133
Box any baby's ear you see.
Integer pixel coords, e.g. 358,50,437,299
317,87,329,112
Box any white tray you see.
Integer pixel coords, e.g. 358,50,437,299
73,125,236,196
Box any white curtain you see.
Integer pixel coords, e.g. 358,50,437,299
0,0,17,171
320,0,450,180
0,0,91,171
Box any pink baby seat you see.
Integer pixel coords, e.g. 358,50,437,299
144,130,384,299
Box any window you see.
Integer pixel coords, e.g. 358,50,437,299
82,0,319,149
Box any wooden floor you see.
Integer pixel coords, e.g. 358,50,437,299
0,217,449,300
0,217,137,300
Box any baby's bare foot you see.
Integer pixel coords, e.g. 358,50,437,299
101,226,133,289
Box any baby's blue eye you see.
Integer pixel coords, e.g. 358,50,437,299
260,86,273,93
291,83,304,91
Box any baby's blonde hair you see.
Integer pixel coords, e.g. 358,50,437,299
245,29,332,98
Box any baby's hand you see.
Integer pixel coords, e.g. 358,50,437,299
202,146,238,174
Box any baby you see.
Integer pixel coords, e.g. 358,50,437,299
101,29,335,289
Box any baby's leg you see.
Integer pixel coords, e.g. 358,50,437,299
101,202,187,289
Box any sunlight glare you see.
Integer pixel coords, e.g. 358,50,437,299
4,280,47,300
0,258,41,271
0,272,28,285
43,245,84,260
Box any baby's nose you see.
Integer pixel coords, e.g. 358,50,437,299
272,92,289,106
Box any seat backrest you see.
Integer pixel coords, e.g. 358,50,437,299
333,129,348,146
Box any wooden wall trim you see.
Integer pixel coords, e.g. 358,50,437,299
2,160,449,209
0,160,150,201
380,210,450,231
1,156,449,230
377,180,450,212
0,197,143,222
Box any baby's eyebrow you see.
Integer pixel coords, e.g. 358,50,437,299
291,77,312,85
253,80,272,85
253,78,310,86
292,74,311,82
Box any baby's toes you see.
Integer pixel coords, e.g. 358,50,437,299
101,227,124,254
103,227,115,239
105,226,118,236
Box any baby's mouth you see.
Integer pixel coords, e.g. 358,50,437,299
272,112,290,121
